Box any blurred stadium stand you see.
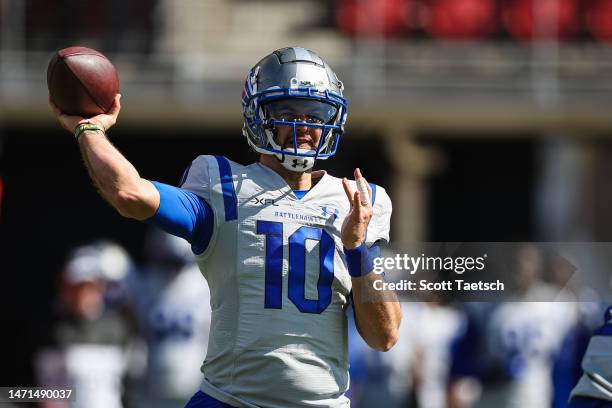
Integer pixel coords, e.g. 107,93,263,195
2,0,612,126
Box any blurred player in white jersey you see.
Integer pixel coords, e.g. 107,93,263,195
126,228,211,408
36,242,134,408
477,245,577,407
50,47,402,407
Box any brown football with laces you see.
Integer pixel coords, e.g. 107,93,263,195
47,46,119,117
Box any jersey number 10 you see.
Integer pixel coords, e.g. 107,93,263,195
257,220,334,314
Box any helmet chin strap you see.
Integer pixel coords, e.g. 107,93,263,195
274,150,315,172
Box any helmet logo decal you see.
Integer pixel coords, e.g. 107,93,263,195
290,77,324,89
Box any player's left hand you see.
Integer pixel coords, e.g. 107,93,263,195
341,168,373,249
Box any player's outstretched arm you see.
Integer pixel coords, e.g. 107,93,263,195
342,169,402,352
50,94,159,220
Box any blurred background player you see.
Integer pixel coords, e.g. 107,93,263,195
349,300,462,408
49,46,402,407
447,245,601,408
480,245,576,407
124,227,211,408
35,241,135,408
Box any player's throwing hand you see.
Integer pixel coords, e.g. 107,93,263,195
50,94,122,136
341,168,373,249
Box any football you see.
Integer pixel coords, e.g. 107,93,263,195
47,46,119,117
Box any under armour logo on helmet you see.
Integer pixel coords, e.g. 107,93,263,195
292,159,308,168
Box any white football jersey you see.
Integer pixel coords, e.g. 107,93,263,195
180,155,392,408
126,263,211,400
483,295,576,407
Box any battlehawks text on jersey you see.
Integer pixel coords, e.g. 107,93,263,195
180,155,392,408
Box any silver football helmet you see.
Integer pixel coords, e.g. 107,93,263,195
242,47,348,172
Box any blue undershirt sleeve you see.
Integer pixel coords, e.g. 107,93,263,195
146,181,214,255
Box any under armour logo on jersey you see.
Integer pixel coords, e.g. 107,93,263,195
321,206,339,220
292,159,308,169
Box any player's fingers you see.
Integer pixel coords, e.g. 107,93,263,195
353,191,362,215
108,94,121,115
354,168,370,207
342,177,354,205
366,179,373,206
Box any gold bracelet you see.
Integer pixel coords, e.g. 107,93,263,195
74,122,105,140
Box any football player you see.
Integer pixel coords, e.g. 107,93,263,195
125,229,211,408
50,47,402,408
